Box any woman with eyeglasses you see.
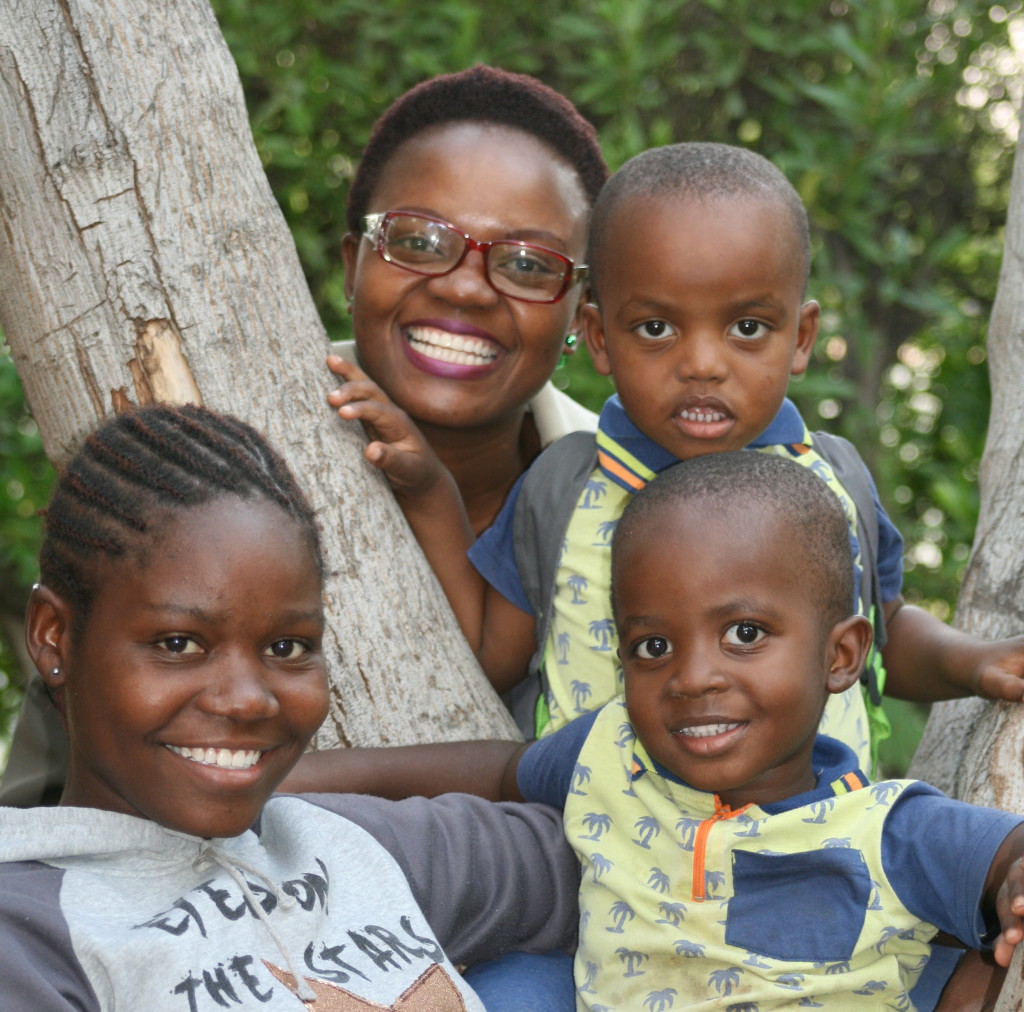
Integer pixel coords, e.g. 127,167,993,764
328,65,607,536
320,66,605,1012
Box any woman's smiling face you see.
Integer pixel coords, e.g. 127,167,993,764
343,121,590,433
54,496,328,839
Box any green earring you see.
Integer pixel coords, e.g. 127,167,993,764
557,334,578,370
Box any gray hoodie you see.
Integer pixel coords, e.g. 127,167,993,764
0,792,579,1010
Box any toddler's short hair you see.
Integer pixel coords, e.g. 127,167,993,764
612,451,853,629
588,142,810,300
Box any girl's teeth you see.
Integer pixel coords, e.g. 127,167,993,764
168,745,261,769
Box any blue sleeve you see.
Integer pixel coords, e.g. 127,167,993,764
871,475,904,603
467,472,533,616
882,782,1024,946
517,710,600,809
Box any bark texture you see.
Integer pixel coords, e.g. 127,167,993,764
908,113,1024,1008
0,0,518,748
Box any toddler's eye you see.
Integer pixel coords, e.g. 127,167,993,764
729,319,770,340
634,319,675,340
266,639,309,660
159,635,201,655
634,636,672,660
723,622,765,647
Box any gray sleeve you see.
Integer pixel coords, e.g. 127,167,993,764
0,860,99,1010
300,792,580,965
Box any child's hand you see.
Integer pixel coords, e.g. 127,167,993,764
326,355,445,500
992,855,1024,966
967,636,1024,702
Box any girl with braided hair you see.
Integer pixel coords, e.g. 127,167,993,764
0,403,578,1011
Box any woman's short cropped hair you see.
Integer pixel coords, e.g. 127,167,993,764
346,65,607,233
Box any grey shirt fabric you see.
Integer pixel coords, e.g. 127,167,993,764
0,793,579,1010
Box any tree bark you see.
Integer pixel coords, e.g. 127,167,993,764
908,108,1024,1007
0,0,518,748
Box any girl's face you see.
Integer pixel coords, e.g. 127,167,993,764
38,496,328,839
343,121,590,432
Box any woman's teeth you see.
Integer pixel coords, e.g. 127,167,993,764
406,327,498,365
167,745,262,769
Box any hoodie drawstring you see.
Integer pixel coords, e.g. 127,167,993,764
194,841,317,1003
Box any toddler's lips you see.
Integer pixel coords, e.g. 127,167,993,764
676,721,743,738
671,720,745,756
166,745,263,770
678,406,728,424
674,403,734,442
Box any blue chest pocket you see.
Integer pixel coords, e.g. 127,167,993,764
725,848,871,962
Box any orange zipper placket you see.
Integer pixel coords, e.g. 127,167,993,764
690,795,751,902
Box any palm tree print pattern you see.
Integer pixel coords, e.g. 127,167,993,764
561,700,938,1009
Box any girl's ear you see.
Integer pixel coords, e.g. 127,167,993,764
825,614,873,695
25,584,74,695
582,302,612,377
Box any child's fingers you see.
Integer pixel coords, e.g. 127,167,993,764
985,674,1024,703
326,354,370,383
974,664,1024,702
336,397,418,446
327,378,390,411
364,441,438,494
993,924,1023,968
993,861,1024,966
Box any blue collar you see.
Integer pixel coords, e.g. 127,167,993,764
640,734,869,813
596,394,808,493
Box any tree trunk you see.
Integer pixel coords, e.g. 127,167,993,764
0,0,518,748
908,109,1024,1007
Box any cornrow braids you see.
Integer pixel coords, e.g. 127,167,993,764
39,404,323,625
346,64,607,234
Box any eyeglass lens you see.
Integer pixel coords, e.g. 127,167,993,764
379,214,571,301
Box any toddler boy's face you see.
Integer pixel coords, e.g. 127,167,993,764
584,194,818,460
615,501,844,809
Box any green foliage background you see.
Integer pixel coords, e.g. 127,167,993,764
2,0,1021,773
